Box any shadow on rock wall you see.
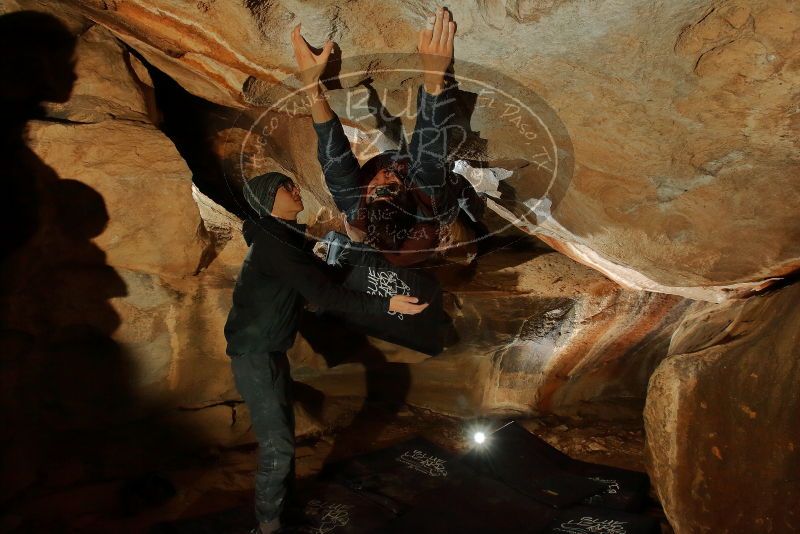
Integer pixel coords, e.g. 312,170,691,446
0,11,203,528
295,311,413,463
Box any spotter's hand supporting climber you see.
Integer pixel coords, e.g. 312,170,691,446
291,8,468,267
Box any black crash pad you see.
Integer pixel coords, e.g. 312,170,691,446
286,481,398,533
572,462,650,512
462,423,605,508
483,423,650,511
383,473,558,533
323,437,474,513
464,422,650,511
151,426,658,533
543,506,660,534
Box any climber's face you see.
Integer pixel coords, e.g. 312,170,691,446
366,168,405,205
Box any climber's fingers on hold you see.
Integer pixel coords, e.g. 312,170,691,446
446,20,455,50
291,23,303,47
439,9,450,48
293,24,333,69
291,25,306,60
418,27,431,53
419,8,454,56
319,40,333,64
431,7,443,45
291,24,315,64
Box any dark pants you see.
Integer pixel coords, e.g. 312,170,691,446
231,351,295,525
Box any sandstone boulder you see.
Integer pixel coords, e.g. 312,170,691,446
44,25,154,123
5,2,799,529
172,179,691,421
28,120,203,277
467,250,691,418
277,246,690,420
1,75,207,508
60,0,800,301
644,281,800,533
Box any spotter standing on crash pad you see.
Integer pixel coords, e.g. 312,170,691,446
224,172,428,534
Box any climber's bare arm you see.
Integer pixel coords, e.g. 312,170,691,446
291,23,334,123
418,7,455,96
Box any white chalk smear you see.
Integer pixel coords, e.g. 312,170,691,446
452,159,513,198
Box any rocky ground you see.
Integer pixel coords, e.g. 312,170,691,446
4,403,669,533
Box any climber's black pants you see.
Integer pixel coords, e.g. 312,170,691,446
231,351,295,525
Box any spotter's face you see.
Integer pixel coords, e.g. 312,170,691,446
273,180,304,214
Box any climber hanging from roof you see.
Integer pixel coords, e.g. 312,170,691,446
291,7,478,267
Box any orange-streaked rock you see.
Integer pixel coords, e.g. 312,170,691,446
645,281,800,533
58,0,800,300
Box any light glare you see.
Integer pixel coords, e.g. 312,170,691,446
473,431,486,444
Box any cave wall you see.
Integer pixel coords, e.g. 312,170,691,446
0,3,694,509
39,0,800,301
2,0,799,531
0,14,246,516
645,281,800,533
286,251,691,421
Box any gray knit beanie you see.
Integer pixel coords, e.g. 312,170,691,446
243,172,291,217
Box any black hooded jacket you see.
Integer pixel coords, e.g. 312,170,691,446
224,216,389,356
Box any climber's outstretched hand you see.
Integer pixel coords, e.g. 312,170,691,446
418,7,455,95
291,23,333,91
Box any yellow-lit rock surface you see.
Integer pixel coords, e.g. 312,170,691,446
27,120,203,276
55,0,800,301
3,2,799,531
645,282,800,533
